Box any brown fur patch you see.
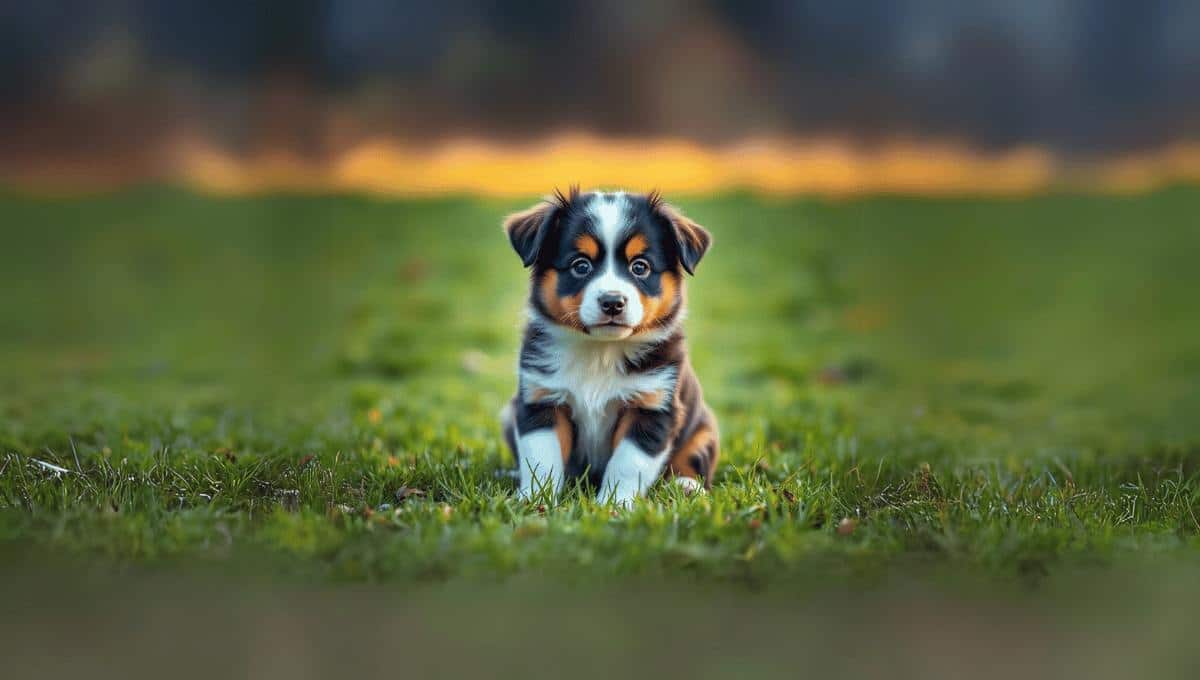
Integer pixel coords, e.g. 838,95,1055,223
635,271,679,332
668,425,713,479
554,408,574,463
539,270,584,330
529,388,552,403
631,389,667,410
624,234,648,260
575,234,600,259
611,410,636,450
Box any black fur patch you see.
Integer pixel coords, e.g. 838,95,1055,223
625,408,674,454
515,399,556,434
518,324,555,375
624,331,686,373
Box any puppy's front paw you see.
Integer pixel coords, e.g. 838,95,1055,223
671,476,704,496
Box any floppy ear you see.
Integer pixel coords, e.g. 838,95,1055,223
503,202,559,267
658,202,711,275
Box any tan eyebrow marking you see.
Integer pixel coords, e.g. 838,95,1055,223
624,234,648,259
575,234,599,259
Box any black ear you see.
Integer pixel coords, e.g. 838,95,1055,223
503,202,559,267
657,201,711,275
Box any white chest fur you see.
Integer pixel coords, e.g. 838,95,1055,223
520,331,677,470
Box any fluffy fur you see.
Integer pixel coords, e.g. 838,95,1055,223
501,189,718,505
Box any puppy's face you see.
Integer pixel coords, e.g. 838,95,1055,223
505,190,710,339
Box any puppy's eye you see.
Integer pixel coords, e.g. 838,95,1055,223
570,257,593,278
629,258,651,279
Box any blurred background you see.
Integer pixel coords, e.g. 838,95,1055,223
4,1,1200,194
4,4,1200,674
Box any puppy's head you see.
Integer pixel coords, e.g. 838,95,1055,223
504,188,710,340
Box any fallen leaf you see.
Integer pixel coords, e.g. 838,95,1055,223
394,486,426,503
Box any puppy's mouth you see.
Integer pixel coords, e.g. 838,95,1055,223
586,321,634,338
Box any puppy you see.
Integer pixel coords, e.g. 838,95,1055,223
501,188,718,505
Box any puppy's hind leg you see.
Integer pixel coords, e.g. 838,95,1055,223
667,423,719,494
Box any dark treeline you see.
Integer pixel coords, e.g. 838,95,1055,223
2,1,1198,158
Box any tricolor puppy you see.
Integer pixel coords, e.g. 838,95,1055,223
501,188,719,506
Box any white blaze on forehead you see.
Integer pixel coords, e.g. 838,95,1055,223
580,192,643,330
586,192,629,249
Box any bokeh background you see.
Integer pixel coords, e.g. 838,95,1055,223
4,1,1200,194
4,4,1200,677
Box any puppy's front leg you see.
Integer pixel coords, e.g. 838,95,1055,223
515,401,573,501
600,408,672,507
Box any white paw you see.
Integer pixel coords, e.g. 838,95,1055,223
599,441,669,508
597,481,635,508
671,477,704,495
516,430,565,500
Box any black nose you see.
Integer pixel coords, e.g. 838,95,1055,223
599,293,626,316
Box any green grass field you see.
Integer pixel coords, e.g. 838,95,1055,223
3,188,1200,676
3,187,1200,584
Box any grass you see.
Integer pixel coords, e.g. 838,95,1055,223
2,186,1200,590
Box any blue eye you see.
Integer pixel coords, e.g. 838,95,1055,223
570,257,592,278
629,258,651,279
